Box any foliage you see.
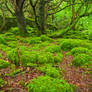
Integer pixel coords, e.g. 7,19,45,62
37,65,60,78
59,39,92,51
38,52,54,64
72,54,92,67
22,51,38,66
0,59,10,69
38,41,49,48
8,27,19,35
7,69,21,77
25,63,37,69
59,39,80,51
0,0,92,90
0,53,2,58
70,47,91,56
0,35,6,44
7,41,18,48
4,34,17,41
0,78,4,88
45,45,61,53
40,35,54,42
7,48,19,66
27,76,74,92
54,53,63,63
30,37,41,44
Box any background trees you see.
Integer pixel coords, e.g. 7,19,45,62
0,0,92,35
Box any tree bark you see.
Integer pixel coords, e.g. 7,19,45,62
72,0,76,30
44,3,48,32
39,0,46,34
0,9,5,33
15,10,27,35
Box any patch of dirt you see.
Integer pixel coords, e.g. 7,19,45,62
60,51,92,92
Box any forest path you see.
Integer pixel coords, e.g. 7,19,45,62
60,51,92,92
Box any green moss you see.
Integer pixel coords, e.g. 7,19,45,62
0,44,7,50
30,37,41,44
70,47,91,56
54,53,63,63
38,52,54,64
0,53,2,58
45,45,61,53
0,78,5,88
22,51,38,66
38,41,49,48
19,37,32,43
0,35,6,44
38,65,60,78
0,59,10,69
7,69,21,77
59,39,80,51
7,41,18,48
40,35,54,42
59,39,92,51
27,76,74,92
2,46,11,53
8,27,19,35
7,48,19,65
26,63,37,69
72,54,92,67
4,33,17,41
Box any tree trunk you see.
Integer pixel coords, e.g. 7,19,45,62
39,0,46,34
72,0,76,30
15,10,27,35
44,3,48,32
0,8,5,33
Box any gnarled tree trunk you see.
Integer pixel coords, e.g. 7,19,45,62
15,10,27,34
39,0,46,34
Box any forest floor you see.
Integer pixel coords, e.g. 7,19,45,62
0,49,92,92
60,51,92,92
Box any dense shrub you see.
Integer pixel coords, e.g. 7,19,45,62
25,63,37,69
45,45,61,53
70,47,91,55
40,35,53,42
59,39,92,51
22,51,37,66
1,46,11,53
38,52,54,64
27,76,74,92
72,54,92,67
7,41,18,48
0,59,10,69
88,31,92,40
8,27,19,35
7,48,19,65
0,36,6,44
54,53,63,63
0,53,2,58
4,33,17,41
30,37,41,44
7,48,39,66
0,78,5,88
38,65,60,78
38,41,49,48
59,39,80,51
19,37,32,43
